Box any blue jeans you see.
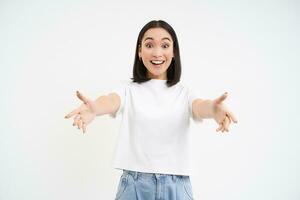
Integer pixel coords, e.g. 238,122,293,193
115,170,194,200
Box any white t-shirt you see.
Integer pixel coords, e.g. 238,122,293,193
109,79,202,176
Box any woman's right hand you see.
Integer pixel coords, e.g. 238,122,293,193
65,91,97,134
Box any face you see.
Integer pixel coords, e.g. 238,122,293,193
138,28,174,80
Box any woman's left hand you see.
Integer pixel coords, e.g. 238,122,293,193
212,92,238,133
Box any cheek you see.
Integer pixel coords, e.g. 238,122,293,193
141,49,152,57
166,49,174,58
166,54,173,61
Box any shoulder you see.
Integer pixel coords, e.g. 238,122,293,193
109,79,141,97
177,80,201,98
176,81,193,92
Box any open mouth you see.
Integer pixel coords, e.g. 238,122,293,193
150,60,165,65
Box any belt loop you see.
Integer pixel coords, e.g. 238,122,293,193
172,175,176,182
134,171,138,180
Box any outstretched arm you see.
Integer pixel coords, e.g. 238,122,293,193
192,99,215,119
65,91,121,134
93,93,121,116
192,92,238,133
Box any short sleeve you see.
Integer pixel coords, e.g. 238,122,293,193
108,82,127,118
188,87,203,123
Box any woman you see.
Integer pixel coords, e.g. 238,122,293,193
65,20,237,200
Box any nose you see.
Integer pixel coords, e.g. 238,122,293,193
151,47,163,58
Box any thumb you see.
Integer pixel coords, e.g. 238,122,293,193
214,92,228,104
76,91,92,105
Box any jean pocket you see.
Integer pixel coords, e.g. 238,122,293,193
181,176,194,200
115,173,129,200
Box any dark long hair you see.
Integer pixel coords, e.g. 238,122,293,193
130,20,182,87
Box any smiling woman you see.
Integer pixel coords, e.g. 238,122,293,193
138,30,174,80
65,19,237,200
131,20,182,87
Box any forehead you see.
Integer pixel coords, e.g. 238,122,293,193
142,28,173,42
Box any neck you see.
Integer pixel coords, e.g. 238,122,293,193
147,73,167,80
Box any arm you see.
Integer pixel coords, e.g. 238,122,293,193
93,93,121,116
65,91,121,134
192,93,238,133
192,99,215,120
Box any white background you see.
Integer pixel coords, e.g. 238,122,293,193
1,0,299,199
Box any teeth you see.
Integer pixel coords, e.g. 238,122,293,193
151,60,164,64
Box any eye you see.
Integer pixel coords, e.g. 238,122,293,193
162,43,169,48
145,43,153,48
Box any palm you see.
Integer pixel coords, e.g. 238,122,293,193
78,108,96,125
65,91,97,134
213,103,227,124
212,92,238,133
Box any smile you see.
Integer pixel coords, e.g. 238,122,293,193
150,60,165,65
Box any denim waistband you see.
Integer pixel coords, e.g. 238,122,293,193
122,169,188,181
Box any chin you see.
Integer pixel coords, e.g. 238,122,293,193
150,69,165,74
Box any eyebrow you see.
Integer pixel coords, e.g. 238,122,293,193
143,37,171,42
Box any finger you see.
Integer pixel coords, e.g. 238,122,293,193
219,117,228,133
76,91,92,105
77,118,83,129
227,110,238,123
223,116,230,132
216,122,223,132
221,123,226,133
220,120,226,132
221,126,226,133
82,122,87,134
227,114,232,124
214,92,228,104
226,115,231,132
65,108,80,119
73,114,80,126
79,119,85,130
75,115,82,129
